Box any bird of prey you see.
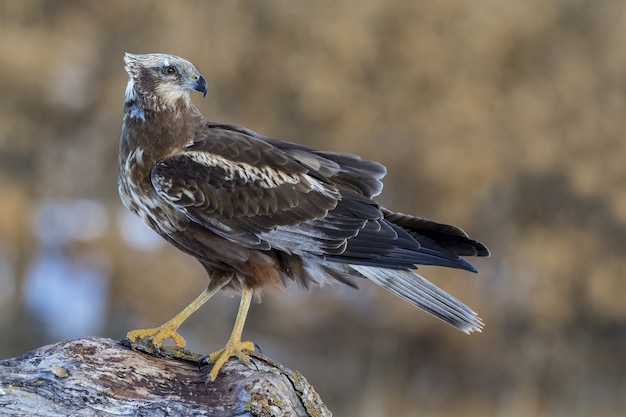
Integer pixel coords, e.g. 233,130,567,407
119,53,490,381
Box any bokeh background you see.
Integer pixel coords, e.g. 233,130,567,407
1,1,625,416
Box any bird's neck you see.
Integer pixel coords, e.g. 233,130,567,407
121,81,205,167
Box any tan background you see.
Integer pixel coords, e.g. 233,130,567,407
1,1,625,416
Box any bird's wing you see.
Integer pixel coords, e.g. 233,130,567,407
151,125,379,252
204,122,387,197
152,123,484,271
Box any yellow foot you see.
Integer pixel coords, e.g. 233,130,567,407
126,325,187,349
207,340,256,381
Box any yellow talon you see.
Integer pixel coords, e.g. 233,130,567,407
126,325,187,348
206,286,256,381
126,285,224,351
207,340,256,381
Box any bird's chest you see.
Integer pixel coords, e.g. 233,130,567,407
119,148,185,235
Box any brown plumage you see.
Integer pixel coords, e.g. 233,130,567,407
119,53,490,380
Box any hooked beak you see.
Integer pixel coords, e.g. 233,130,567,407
194,75,207,97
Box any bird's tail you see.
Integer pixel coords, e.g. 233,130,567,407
350,265,483,334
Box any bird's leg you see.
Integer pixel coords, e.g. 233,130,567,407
206,286,256,381
127,283,226,349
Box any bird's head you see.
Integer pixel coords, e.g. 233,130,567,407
123,53,207,111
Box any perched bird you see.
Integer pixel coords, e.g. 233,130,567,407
119,53,490,381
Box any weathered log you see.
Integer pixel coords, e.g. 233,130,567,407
0,337,331,416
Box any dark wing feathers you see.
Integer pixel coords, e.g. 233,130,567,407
329,214,479,272
309,151,387,197
153,124,486,275
153,158,337,232
206,122,387,197
382,209,491,257
190,126,307,174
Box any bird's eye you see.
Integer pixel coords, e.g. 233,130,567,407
162,66,177,75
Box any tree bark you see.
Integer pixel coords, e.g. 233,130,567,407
0,337,331,416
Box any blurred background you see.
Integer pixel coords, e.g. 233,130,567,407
1,1,625,416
